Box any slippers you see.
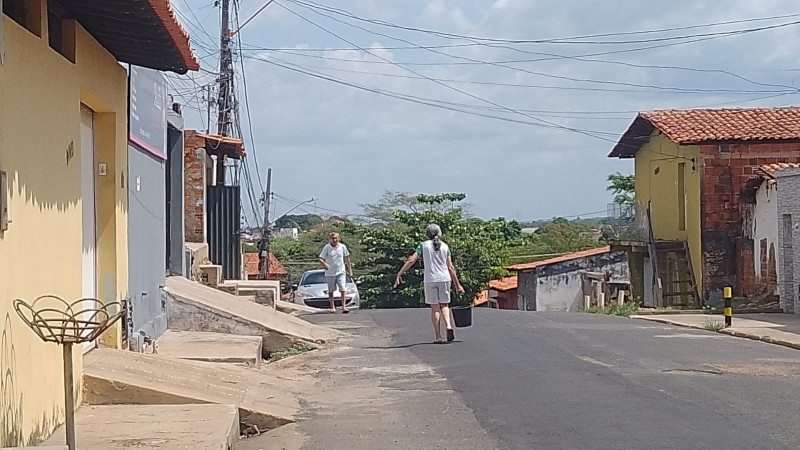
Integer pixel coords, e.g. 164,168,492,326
342,310,350,314
433,339,446,344
446,328,455,342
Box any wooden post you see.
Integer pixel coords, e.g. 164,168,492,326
584,295,591,310
599,293,605,309
618,291,626,306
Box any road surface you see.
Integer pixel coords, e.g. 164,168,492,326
264,309,800,449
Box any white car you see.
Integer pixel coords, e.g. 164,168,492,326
291,269,361,310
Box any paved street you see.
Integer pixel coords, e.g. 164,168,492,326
284,308,800,449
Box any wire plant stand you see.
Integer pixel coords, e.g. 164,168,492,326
13,296,124,450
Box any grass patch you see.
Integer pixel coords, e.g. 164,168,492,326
702,320,725,332
585,303,639,318
268,344,315,362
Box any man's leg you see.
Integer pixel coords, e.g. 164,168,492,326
327,277,336,312
430,303,443,342
340,290,349,313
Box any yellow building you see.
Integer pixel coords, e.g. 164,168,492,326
609,108,800,308
0,0,197,445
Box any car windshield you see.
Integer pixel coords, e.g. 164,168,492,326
301,272,354,285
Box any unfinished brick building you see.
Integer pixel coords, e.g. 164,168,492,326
609,108,800,306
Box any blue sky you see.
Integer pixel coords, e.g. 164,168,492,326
169,0,800,224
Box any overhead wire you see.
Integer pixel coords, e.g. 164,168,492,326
290,1,800,45
284,0,799,95
273,1,624,145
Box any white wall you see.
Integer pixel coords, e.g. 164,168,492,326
753,181,780,295
535,251,629,312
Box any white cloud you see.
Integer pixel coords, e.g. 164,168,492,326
173,0,800,221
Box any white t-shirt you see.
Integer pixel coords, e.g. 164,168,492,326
417,240,451,283
319,243,350,276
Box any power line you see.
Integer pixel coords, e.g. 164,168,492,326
291,1,800,45
255,52,794,95
234,3,266,194
281,1,799,95
234,0,276,34
274,1,624,146
247,55,624,137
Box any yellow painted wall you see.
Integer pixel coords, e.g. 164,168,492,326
0,9,128,446
634,132,703,293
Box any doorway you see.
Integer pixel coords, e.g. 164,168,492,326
80,104,98,353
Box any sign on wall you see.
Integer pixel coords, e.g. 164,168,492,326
129,65,167,159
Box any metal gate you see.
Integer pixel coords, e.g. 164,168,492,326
207,185,242,280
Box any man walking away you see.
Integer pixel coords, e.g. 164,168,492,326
319,232,354,314
395,224,464,343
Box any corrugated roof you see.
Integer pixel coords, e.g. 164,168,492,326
609,108,800,158
506,246,611,271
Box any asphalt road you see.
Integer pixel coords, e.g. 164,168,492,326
308,309,800,449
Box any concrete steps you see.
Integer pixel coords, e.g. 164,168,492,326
164,276,341,351
156,330,264,367
43,404,238,450
84,348,297,431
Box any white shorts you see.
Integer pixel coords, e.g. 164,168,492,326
424,282,451,305
326,274,347,292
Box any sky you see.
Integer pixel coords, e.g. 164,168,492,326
168,0,800,225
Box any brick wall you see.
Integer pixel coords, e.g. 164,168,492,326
699,142,800,299
184,130,208,243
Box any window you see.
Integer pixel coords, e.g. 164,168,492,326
677,162,686,231
3,0,27,27
47,0,73,61
3,0,41,36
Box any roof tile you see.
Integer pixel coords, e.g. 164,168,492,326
506,246,611,271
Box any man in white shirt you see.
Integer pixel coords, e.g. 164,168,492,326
319,232,354,313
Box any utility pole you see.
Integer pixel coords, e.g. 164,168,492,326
258,168,272,279
205,85,211,134
216,0,233,185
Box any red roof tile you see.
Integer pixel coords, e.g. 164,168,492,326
244,253,287,278
610,107,800,158
506,246,611,271
756,162,800,180
148,0,200,72
488,276,518,291
473,290,489,307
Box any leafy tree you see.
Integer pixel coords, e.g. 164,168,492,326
354,193,514,309
274,214,324,231
359,190,472,224
607,172,635,205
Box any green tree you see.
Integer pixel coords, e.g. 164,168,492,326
607,172,635,204
359,190,473,224
274,214,324,231
354,193,514,309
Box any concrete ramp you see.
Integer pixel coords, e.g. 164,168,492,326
84,348,297,430
164,276,341,351
156,330,264,367
44,404,238,450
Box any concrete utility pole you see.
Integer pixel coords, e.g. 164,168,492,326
259,168,272,279
217,0,232,137
215,0,233,185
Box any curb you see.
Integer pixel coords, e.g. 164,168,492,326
632,316,800,351
634,308,783,316
719,328,800,351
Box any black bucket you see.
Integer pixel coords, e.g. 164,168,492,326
451,305,473,328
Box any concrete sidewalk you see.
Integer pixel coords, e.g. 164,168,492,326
632,313,800,350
